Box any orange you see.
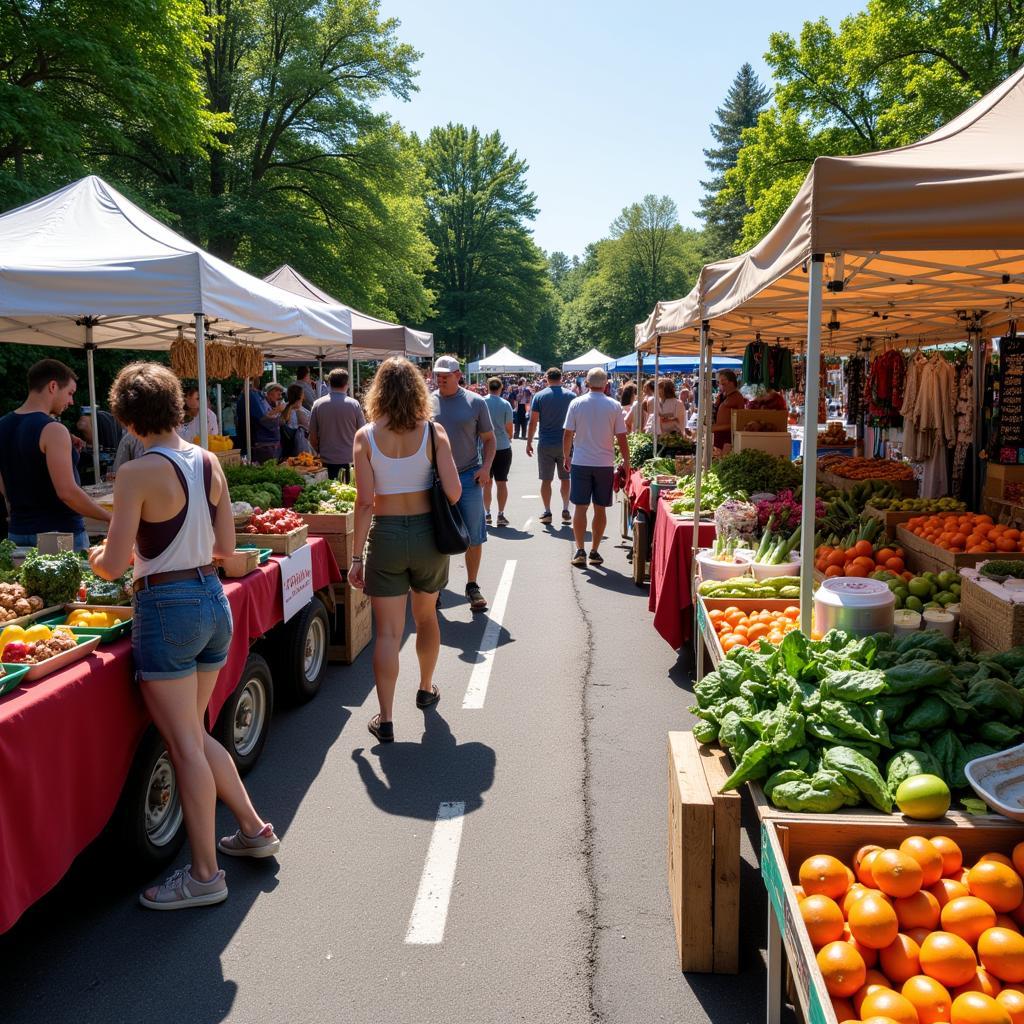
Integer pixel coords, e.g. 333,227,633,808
950,990,1012,1024
981,855,1016,870
817,940,867,998
931,878,972,909
908,927,936,948
844,883,871,917
903,974,954,1024
997,916,1023,935
954,967,1003,998
902,837,945,887
800,894,846,948
979,928,1024,984
943,897,999,945
996,988,1024,1024
793,885,806,902
842,923,880,968
921,931,979,988
874,849,926,898
1012,844,1024,880
897,890,942,930
831,996,857,1022
881,933,924,984
853,968,896,1014
849,893,901,949
969,863,1024,914
800,854,850,900
857,847,885,886
859,987,922,1024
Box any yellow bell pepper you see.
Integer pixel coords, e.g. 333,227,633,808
23,624,52,644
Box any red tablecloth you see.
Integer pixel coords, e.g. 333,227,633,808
624,469,652,513
648,498,716,650
0,538,340,933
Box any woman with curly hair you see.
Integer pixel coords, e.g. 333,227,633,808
350,357,461,743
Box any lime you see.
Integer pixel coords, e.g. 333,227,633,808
895,587,909,603
923,602,942,611
950,583,962,597
887,578,904,592
938,570,959,589
936,591,956,606
895,774,951,819
908,577,933,599
905,595,924,612
923,571,939,583
893,593,904,609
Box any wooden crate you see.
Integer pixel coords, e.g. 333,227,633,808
984,463,1024,502
896,524,1024,573
216,548,260,578
696,597,800,665
761,815,1024,1024
235,523,308,555
301,511,354,574
733,431,791,458
327,581,371,664
214,449,242,467
819,468,917,498
862,504,919,539
960,569,1024,652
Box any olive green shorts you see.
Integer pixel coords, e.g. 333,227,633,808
364,513,449,598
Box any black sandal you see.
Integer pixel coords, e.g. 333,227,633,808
416,684,441,710
368,715,394,743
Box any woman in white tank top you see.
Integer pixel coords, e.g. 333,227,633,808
349,358,461,744
89,363,279,911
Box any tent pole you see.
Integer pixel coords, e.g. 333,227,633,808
318,358,324,395
653,340,661,456
347,347,353,388
799,256,826,635
244,382,252,462
692,321,709,680
195,314,210,450
84,328,101,485
972,331,984,509
216,383,223,435
271,362,278,385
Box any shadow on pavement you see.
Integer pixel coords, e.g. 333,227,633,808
487,526,532,541
352,709,496,820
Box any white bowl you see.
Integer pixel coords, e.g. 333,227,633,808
965,743,1024,821
750,557,801,581
695,549,752,582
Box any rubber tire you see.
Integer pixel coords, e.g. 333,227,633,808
273,596,330,705
111,725,185,871
217,652,273,776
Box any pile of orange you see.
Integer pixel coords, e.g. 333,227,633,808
903,513,1024,556
795,837,1024,1023
820,455,915,481
814,540,911,579
708,605,800,652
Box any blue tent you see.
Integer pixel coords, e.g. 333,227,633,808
606,352,742,373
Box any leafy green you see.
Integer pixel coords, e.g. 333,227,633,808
0,538,16,572
293,479,357,515
886,750,943,793
713,449,801,495
20,550,82,606
822,746,892,813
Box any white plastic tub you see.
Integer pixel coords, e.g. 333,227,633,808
750,557,800,581
695,549,752,582
965,743,1024,822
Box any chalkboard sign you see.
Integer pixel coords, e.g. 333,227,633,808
998,336,1024,463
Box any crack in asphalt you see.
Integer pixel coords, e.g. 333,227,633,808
569,562,602,1024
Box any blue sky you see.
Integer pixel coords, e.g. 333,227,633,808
377,0,862,258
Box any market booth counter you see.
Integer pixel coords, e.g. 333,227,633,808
0,537,342,934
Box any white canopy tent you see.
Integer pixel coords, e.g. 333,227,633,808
467,346,541,375
0,176,353,473
562,347,614,372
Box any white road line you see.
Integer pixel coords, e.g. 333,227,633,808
521,494,538,498
405,801,466,945
523,517,533,530
462,559,517,709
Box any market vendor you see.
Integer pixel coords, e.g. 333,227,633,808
176,384,219,442
712,369,747,450
235,378,286,463
0,359,112,549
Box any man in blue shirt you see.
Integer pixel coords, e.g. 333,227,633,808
526,367,575,525
235,378,287,463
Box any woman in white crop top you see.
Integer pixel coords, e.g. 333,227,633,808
90,362,279,911
350,357,461,745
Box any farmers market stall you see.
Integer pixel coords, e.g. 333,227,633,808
0,537,341,934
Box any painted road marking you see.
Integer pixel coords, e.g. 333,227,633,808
462,559,517,709
521,494,538,499
523,517,533,530
405,801,466,945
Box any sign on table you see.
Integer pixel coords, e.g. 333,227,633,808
279,544,313,623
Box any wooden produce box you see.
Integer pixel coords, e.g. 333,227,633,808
732,430,791,458
214,449,242,467
216,548,260,578
896,524,1024,573
327,581,371,664
301,511,354,574
235,524,308,555
696,596,800,666
983,496,1024,528
862,504,919,539
984,462,1024,502
960,568,1024,653
819,468,918,498
667,731,741,974
761,815,1024,1024
733,409,789,432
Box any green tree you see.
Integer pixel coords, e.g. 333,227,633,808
723,2,1024,250
696,63,771,258
0,0,221,207
417,123,547,359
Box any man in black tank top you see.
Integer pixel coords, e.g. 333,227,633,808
0,360,112,549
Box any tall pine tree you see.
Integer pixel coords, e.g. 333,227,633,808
696,63,771,258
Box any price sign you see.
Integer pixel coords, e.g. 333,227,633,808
279,543,313,623
997,337,1024,461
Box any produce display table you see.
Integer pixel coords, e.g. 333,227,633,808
0,537,340,934
624,469,652,513
648,497,716,649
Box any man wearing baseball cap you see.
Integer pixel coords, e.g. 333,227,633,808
562,366,630,567
431,355,496,612
235,377,287,464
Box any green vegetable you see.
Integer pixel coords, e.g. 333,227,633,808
980,561,1024,582
20,550,82,606
223,463,304,488
968,678,1024,721
977,721,1021,747
769,774,847,813
719,740,773,792
888,729,922,749
718,712,755,757
903,695,951,732
988,647,1024,674
713,449,801,495
894,631,959,663
819,699,891,747
692,719,719,744
293,479,357,515
820,669,887,703
822,746,893,812
883,662,956,694
886,749,944,792
0,538,16,572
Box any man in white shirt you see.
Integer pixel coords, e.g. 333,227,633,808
562,366,630,568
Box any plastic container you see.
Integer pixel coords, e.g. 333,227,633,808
893,609,922,636
750,556,800,581
923,609,956,637
813,577,895,637
695,549,752,582
965,742,1024,821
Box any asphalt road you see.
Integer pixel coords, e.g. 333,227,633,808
1,440,774,1024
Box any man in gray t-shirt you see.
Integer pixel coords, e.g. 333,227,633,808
431,355,495,612
309,367,366,482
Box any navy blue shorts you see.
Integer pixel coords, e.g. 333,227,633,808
570,465,614,508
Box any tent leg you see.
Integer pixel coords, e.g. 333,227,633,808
195,314,210,450
691,321,709,551
347,348,353,388
85,330,101,485
799,256,825,635
244,381,252,463
271,362,278,385
653,341,661,456
216,383,223,435
318,358,324,395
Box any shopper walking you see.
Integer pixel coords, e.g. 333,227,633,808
349,357,461,743
91,362,279,911
562,367,630,567
526,367,575,526
483,377,514,527
0,359,112,549
430,355,495,613
309,368,366,482
513,377,530,439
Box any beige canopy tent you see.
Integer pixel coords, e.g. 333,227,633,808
637,64,1024,635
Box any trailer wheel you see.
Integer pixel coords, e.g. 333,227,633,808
274,596,330,704
217,652,273,775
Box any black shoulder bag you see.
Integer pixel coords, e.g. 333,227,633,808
427,421,471,554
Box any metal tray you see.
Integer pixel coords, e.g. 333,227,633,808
0,663,31,696
965,742,1024,821
1,633,101,680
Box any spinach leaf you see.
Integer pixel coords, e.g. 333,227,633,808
720,740,773,792
820,669,887,703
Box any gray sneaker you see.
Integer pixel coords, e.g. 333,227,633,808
139,865,228,911
496,512,509,527
571,548,587,567
218,823,281,859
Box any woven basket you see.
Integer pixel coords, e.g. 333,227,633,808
961,570,1024,652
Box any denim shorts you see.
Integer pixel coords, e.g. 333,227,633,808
457,466,487,546
365,513,449,598
131,571,233,681
9,530,91,552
